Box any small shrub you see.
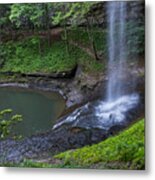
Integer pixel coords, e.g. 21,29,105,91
0,109,23,139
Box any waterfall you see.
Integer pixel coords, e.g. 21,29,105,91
94,1,140,124
106,2,127,102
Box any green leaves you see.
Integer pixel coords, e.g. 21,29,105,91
1,2,98,30
0,38,77,73
9,4,45,28
0,4,10,27
30,36,40,45
0,109,23,139
52,2,96,26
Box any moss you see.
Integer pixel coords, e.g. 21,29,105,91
55,119,145,170
0,73,28,83
0,39,76,73
1,159,83,168
1,160,58,168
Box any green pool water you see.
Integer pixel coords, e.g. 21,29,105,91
0,87,65,137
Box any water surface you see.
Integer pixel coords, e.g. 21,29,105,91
0,87,65,137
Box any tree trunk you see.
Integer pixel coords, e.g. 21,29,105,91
86,17,99,61
64,24,69,55
34,25,41,56
44,4,51,48
0,25,2,43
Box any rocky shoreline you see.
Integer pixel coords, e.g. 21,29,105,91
0,67,105,108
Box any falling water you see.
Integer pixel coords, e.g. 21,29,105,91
106,1,127,101
95,1,140,125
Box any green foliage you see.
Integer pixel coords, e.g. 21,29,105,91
0,39,75,73
9,2,97,30
2,159,68,168
52,2,96,26
70,43,104,72
9,4,44,28
69,28,107,53
0,4,11,28
30,36,40,45
19,160,57,168
0,109,23,139
0,36,103,73
126,21,145,56
55,119,145,170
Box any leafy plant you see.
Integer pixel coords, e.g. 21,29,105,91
0,109,23,139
